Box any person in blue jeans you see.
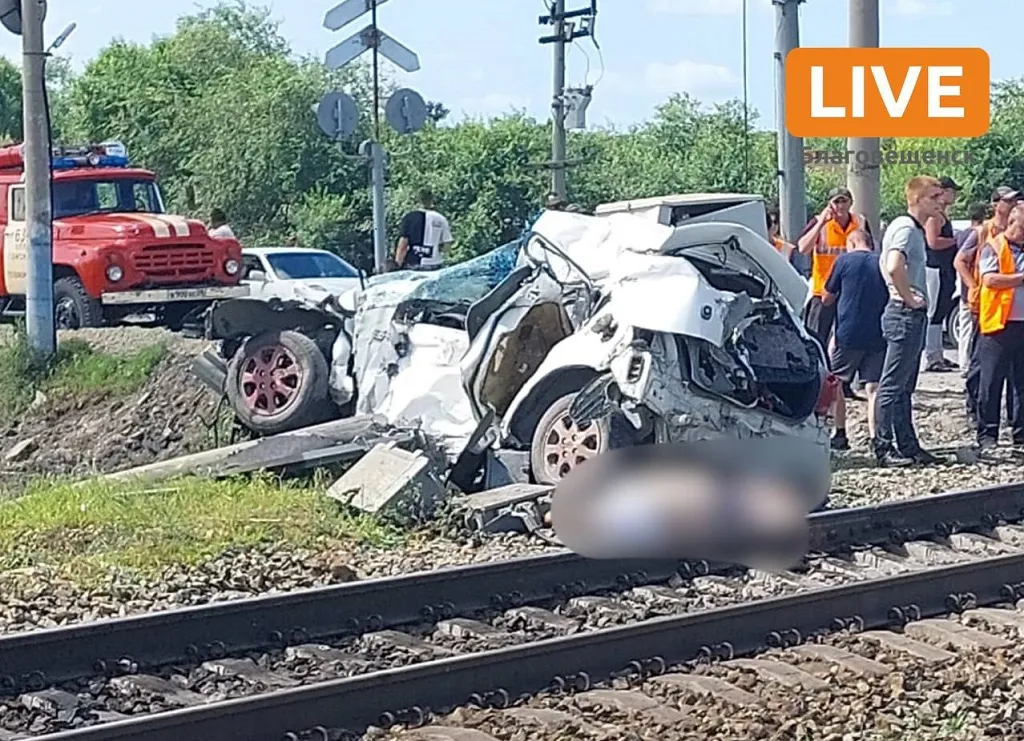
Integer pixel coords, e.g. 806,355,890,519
874,176,945,467
821,229,889,451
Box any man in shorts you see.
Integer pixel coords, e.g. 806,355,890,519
822,228,888,450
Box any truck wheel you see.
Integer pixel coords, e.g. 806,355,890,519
529,391,633,486
226,330,331,436
53,277,105,329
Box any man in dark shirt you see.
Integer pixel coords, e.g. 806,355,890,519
923,175,960,371
822,228,889,451
394,188,453,271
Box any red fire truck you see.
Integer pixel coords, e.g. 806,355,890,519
0,140,247,329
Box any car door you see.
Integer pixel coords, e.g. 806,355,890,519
459,262,571,428
240,254,269,300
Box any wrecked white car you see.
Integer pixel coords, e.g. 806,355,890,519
194,208,836,509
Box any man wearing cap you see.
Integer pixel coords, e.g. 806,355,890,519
797,186,867,354
956,186,1020,424
922,176,961,372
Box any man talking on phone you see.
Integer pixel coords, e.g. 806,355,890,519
797,187,868,355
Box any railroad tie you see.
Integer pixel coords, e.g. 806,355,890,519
789,644,892,677
403,727,499,741
903,618,1013,649
856,631,957,663
962,607,1024,631
725,659,830,691
573,688,690,727
647,673,761,706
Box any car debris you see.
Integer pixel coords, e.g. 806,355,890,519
99,416,398,484
458,483,555,535
182,195,836,527
325,442,446,520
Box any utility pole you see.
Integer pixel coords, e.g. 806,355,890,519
773,0,806,269
549,0,567,200
846,0,880,238
22,0,54,356
538,1,596,202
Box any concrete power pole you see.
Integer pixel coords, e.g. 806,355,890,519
22,0,54,356
773,0,806,264
846,0,880,238
549,0,567,200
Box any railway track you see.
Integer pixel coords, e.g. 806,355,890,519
3,482,1024,740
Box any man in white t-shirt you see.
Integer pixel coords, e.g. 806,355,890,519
394,188,452,271
208,207,236,240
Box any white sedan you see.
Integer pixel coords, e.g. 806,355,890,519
241,246,364,302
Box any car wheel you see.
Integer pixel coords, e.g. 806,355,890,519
529,392,633,486
944,305,960,349
53,276,105,329
226,330,331,436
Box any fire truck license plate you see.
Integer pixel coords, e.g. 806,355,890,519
101,286,249,304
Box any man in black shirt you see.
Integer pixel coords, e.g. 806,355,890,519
923,175,960,371
394,188,452,271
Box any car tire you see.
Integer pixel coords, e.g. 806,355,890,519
529,391,633,486
53,276,105,329
226,330,331,436
944,304,960,349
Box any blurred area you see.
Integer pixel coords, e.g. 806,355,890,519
550,438,827,569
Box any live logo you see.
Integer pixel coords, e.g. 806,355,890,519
785,47,990,138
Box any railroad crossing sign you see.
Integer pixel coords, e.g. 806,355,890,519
323,0,420,73
324,0,389,30
384,88,427,134
316,90,360,140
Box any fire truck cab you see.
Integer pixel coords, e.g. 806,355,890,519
0,140,247,329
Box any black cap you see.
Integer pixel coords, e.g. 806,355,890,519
827,186,852,202
938,176,961,191
992,186,1020,202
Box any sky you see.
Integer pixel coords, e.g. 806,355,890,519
0,0,1005,131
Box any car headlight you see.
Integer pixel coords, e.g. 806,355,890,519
106,265,123,281
224,259,240,275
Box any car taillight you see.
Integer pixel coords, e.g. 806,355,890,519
815,373,839,415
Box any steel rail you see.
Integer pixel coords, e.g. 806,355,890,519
35,550,1024,740
2,481,1022,692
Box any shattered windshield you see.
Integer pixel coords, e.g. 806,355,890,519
401,239,522,306
53,178,164,219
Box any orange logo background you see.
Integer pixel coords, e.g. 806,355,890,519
786,47,990,138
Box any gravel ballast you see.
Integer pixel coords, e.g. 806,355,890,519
0,328,1020,636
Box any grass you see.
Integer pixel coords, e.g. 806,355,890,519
0,474,403,585
0,324,167,415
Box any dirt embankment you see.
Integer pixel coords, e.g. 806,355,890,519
0,327,227,491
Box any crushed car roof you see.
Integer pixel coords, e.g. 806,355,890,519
529,210,808,311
